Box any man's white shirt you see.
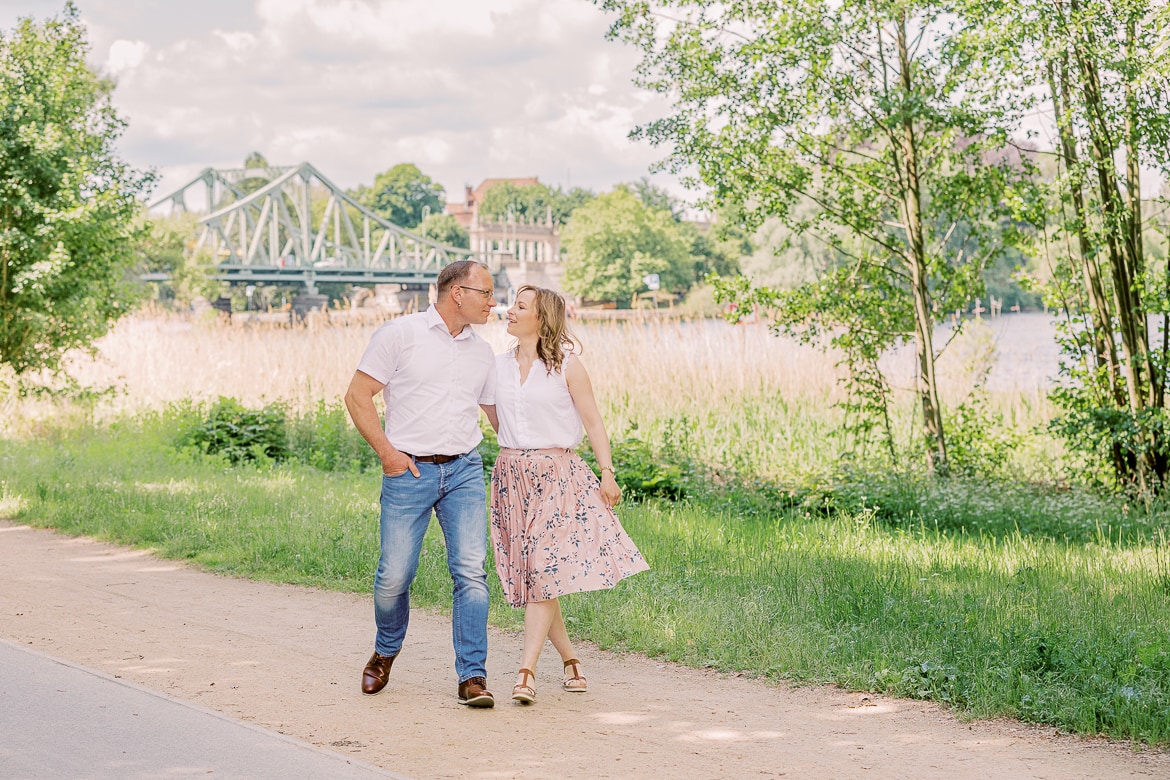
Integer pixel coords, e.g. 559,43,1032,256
356,306,495,456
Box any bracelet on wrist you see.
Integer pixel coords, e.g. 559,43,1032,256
600,465,615,475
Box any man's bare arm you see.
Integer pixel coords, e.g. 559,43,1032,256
344,370,419,477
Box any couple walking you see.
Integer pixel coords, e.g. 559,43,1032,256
344,260,648,708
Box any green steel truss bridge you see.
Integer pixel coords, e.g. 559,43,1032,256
148,162,475,293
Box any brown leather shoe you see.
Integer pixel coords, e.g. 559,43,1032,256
361,651,397,695
457,676,495,708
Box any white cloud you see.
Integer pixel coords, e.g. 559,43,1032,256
105,39,148,76
395,136,456,166
256,0,525,50
213,30,258,53
1,0,683,204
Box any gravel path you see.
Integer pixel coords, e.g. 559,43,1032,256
1,521,1164,779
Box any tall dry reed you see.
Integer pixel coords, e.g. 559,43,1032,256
4,311,1055,477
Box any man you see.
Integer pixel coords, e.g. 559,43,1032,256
344,260,499,708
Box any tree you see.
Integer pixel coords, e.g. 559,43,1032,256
555,186,598,222
681,221,742,283
599,0,1028,470
238,151,272,197
631,177,684,219
0,3,152,377
477,181,547,222
742,202,844,290
418,213,469,249
352,163,443,228
478,181,596,224
985,0,1170,490
135,212,220,307
630,178,744,282
562,187,692,305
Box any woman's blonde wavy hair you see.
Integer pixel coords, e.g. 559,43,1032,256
516,284,581,374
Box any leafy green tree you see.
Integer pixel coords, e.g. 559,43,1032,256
742,205,843,290
478,181,595,224
562,187,692,305
631,177,683,219
600,0,1029,470
681,221,741,283
136,213,190,277
555,186,598,222
0,3,152,377
627,179,745,282
418,213,469,248
477,181,546,222
352,163,444,228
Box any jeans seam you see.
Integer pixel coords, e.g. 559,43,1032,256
452,585,464,681
437,500,462,681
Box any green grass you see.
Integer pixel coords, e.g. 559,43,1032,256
2,414,1169,745
575,502,1170,742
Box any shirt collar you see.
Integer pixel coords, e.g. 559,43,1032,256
425,304,471,340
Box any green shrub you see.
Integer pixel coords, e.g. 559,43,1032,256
176,399,502,475
578,434,700,502
610,438,689,500
286,400,379,472
946,392,1021,479
175,397,289,465
614,417,704,500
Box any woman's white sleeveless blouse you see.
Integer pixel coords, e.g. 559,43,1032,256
495,350,583,449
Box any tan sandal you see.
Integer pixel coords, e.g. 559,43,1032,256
512,668,536,704
562,658,587,692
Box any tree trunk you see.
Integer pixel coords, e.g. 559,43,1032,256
1125,18,1155,409
897,15,947,471
1049,57,1123,408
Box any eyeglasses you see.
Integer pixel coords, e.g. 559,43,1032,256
459,285,495,298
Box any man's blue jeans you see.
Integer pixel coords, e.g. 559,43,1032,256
373,451,489,683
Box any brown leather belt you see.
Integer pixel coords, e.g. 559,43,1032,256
404,452,460,464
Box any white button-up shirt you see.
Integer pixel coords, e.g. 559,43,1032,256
356,306,495,456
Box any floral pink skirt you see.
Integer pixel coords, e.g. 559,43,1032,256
490,447,650,608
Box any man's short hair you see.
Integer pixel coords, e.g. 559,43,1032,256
436,260,488,298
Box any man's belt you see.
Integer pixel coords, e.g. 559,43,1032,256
404,452,460,464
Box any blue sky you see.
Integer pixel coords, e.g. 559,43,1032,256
0,0,675,207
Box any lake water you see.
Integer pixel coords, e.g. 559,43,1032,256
576,312,1071,396
880,311,1170,393
938,312,1060,393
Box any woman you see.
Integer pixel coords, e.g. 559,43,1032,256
490,284,649,705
